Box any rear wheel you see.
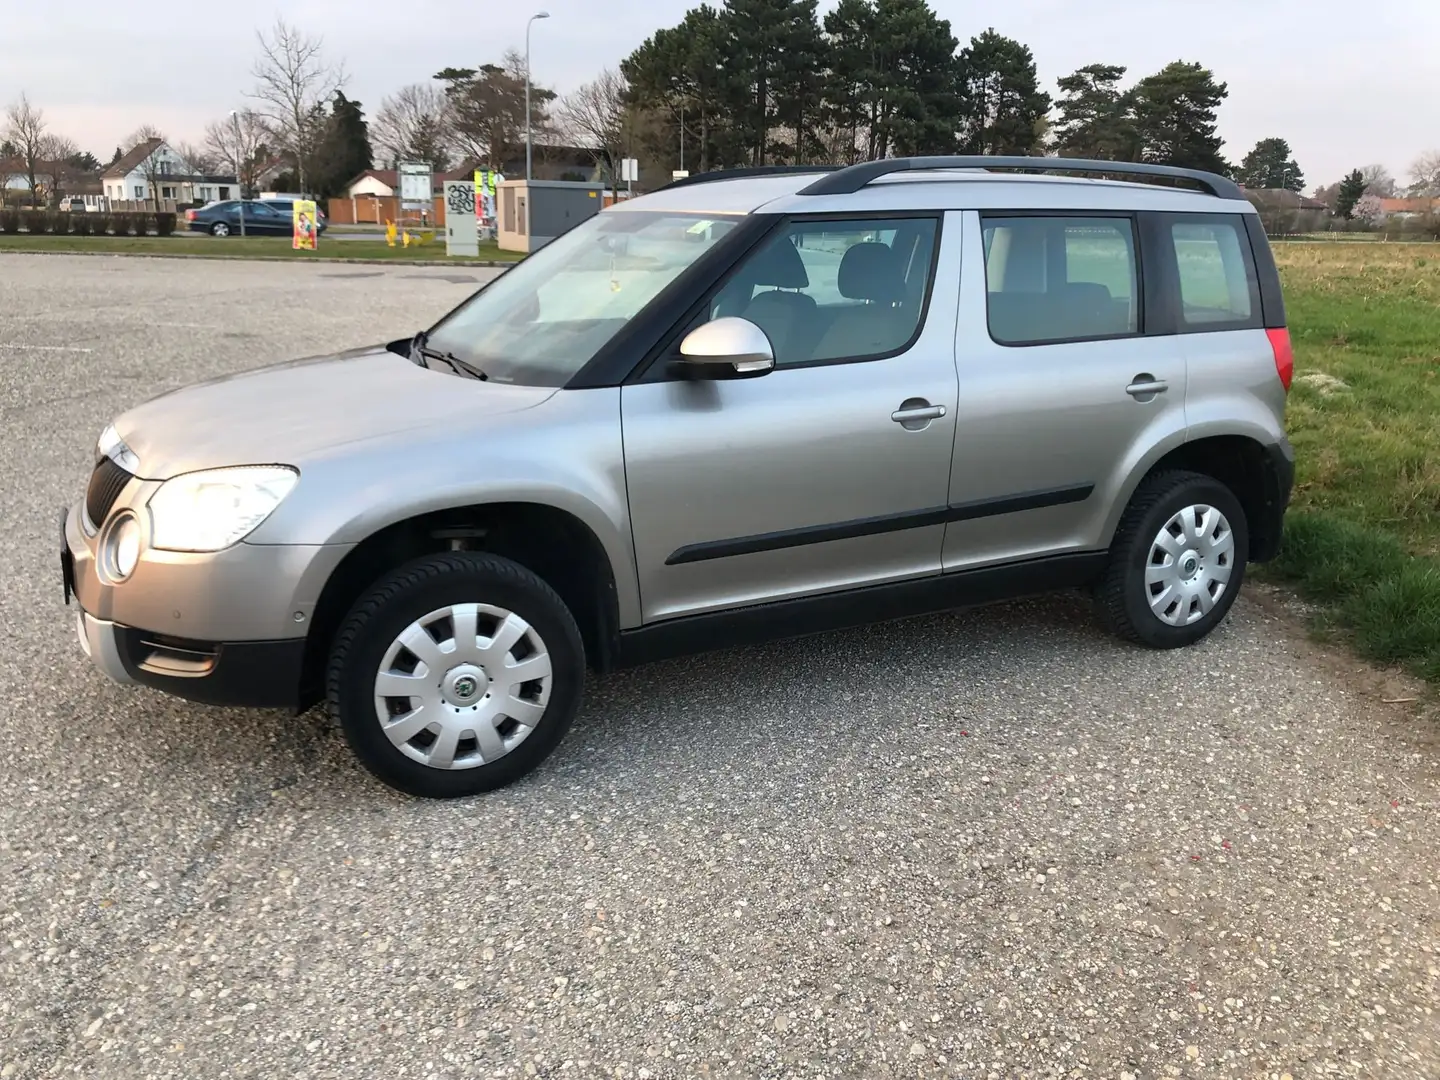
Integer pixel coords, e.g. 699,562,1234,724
210,221,230,237
326,552,585,798
1096,470,1249,649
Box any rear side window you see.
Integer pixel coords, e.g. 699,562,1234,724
982,215,1139,345
1169,216,1261,330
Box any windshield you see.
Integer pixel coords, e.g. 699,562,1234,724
423,210,741,386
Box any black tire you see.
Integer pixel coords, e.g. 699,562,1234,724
1096,470,1249,649
326,552,585,798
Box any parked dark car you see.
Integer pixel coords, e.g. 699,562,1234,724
184,200,328,238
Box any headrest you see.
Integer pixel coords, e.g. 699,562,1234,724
838,242,903,303
748,237,809,289
1063,281,1114,305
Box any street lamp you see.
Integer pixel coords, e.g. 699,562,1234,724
229,109,246,238
525,11,550,181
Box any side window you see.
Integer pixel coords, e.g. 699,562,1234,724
1170,217,1261,329
707,216,940,367
982,215,1140,345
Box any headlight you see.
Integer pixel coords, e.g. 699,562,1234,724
147,466,299,552
97,423,140,473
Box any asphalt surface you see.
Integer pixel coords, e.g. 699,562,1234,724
2,253,1438,1079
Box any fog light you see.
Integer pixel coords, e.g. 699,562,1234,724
101,511,142,583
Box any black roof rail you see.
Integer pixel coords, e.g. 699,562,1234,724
658,165,841,191
796,156,1245,201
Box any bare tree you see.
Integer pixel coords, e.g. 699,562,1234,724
553,68,631,193
176,140,218,175
1408,150,1440,197
4,93,50,207
372,83,452,170
205,109,271,197
1359,163,1397,198
122,125,170,210
248,17,345,191
44,135,80,204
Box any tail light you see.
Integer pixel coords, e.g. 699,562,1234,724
1266,327,1293,392
185,209,195,221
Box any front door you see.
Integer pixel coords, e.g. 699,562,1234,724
621,212,962,623
943,210,1189,570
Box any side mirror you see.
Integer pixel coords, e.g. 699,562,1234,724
677,317,775,377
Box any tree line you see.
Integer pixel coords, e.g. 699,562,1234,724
8,5,1440,215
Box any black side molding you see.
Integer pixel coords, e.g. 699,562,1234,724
617,550,1109,668
666,484,1095,565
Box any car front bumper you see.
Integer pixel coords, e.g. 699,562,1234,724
62,500,350,710
72,607,308,709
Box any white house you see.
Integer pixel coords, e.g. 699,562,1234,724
101,138,239,208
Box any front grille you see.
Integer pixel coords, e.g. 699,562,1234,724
85,457,134,527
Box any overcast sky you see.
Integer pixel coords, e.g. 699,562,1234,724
4,0,1436,188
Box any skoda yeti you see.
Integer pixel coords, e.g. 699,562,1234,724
62,156,1296,798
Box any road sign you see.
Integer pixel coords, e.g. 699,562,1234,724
672,170,690,181
398,161,431,212
621,158,639,183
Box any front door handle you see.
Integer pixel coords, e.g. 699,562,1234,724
1125,375,1169,399
892,400,947,429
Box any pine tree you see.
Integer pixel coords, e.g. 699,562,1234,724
956,29,1049,156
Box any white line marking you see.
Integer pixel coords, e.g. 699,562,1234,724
0,343,94,353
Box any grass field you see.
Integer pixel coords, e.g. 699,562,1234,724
0,234,522,262
1268,242,1440,683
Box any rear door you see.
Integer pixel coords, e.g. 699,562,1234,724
942,209,1189,570
620,211,961,623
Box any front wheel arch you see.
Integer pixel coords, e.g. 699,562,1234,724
298,502,621,710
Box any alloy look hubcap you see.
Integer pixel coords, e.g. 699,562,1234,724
1144,504,1235,627
373,603,552,770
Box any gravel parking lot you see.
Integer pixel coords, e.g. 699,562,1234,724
2,252,1438,1079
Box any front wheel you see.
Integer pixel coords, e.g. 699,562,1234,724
1096,470,1249,649
326,552,586,798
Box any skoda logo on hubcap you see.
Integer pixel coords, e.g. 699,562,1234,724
1181,553,1200,578
452,675,479,701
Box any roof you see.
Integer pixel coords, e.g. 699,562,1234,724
613,167,1258,218
1379,197,1440,215
102,138,164,179
1242,187,1329,211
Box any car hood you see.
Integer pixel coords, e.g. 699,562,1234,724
113,344,558,479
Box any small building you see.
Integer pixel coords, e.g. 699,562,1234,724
101,138,239,210
495,179,605,253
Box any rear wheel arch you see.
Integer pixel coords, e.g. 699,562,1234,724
1110,434,1285,562
298,502,622,709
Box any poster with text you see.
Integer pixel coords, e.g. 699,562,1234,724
292,200,318,250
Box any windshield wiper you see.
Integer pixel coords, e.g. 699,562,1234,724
410,333,488,381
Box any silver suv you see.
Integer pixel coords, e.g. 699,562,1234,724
61,156,1296,799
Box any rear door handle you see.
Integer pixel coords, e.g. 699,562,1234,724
892,402,947,424
1125,376,1169,398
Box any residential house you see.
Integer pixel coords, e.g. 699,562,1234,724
1378,197,1440,220
2,156,104,207
102,138,240,209
1240,187,1331,213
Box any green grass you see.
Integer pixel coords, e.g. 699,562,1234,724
1263,242,1440,684
0,234,522,262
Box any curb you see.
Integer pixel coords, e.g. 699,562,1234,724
0,247,518,269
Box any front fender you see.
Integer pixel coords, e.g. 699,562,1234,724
247,388,642,628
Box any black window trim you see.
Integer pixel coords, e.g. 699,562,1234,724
977,209,1148,349
566,211,775,389
1156,210,1265,335
630,208,947,385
